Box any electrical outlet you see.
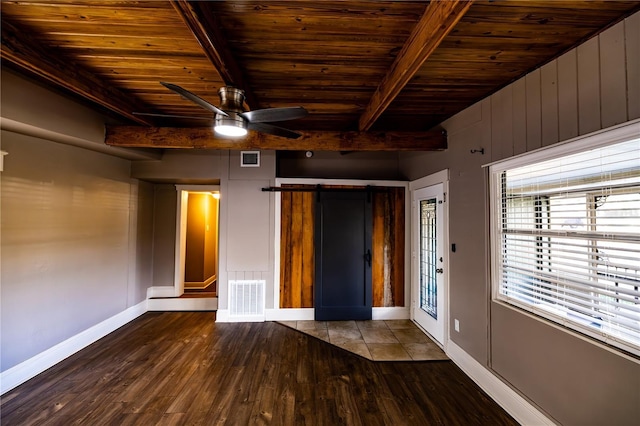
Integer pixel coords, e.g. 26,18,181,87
454,319,460,332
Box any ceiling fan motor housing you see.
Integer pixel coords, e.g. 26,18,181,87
215,86,247,135
218,86,246,113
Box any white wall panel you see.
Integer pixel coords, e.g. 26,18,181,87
577,37,601,134
540,61,559,146
491,86,514,161
557,50,579,141
525,69,542,151
600,22,628,128
490,89,503,161
625,13,640,120
511,78,527,156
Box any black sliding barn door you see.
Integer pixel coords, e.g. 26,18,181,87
314,191,372,321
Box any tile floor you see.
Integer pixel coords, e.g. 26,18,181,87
278,319,448,361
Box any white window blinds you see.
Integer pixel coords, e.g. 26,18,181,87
490,124,640,356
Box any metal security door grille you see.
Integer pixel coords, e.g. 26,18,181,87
420,198,438,319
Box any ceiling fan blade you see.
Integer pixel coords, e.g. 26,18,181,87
160,82,228,117
240,106,307,123
133,112,212,120
247,122,303,139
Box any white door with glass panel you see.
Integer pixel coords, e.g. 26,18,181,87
412,184,445,345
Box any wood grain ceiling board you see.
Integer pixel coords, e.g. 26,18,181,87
377,0,640,131
2,0,639,147
206,1,429,131
0,0,225,123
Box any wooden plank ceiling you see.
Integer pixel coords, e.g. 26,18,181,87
2,1,638,151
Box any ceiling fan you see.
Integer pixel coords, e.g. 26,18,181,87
136,82,308,139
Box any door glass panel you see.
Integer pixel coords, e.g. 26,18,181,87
420,198,438,319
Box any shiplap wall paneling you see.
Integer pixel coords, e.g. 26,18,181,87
490,89,502,160
540,61,559,147
600,22,628,128
557,50,579,142
511,78,528,156
525,69,542,152
490,86,514,161
625,13,640,120
228,271,270,281
502,86,514,160
577,37,601,135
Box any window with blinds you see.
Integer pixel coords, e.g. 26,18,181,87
489,123,640,356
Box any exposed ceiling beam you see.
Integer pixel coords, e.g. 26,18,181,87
358,0,473,132
170,0,259,109
105,126,447,152
0,19,154,127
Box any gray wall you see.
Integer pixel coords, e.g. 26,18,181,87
0,69,155,372
277,151,402,180
224,151,276,309
151,184,178,287
0,80,277,368
400,14,640,425
0,131,150,371
132,180,155,303
130,150,277,311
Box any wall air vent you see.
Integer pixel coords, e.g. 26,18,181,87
229,280,265,318
240,151,260,167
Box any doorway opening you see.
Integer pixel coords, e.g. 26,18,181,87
184,191,219,297
174,185,220,299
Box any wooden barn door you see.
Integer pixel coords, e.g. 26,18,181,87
279,185,404,312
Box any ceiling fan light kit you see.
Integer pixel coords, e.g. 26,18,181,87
152,82,307,140
214,112,248,137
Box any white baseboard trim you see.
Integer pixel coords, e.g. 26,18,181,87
263,307,409,322
446,341,554,426
216,309,230,322
215,308,265,322
265,308,315,321
147,286,175,298
184,274,216,290
1,301,147,395
372,307,410,320
147,297,217,311
216,309,265,323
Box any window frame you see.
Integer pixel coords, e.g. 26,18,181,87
489,120,640,357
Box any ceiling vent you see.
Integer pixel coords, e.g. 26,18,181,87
240,151,260,167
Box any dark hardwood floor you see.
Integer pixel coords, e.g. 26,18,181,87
1,312,518,425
